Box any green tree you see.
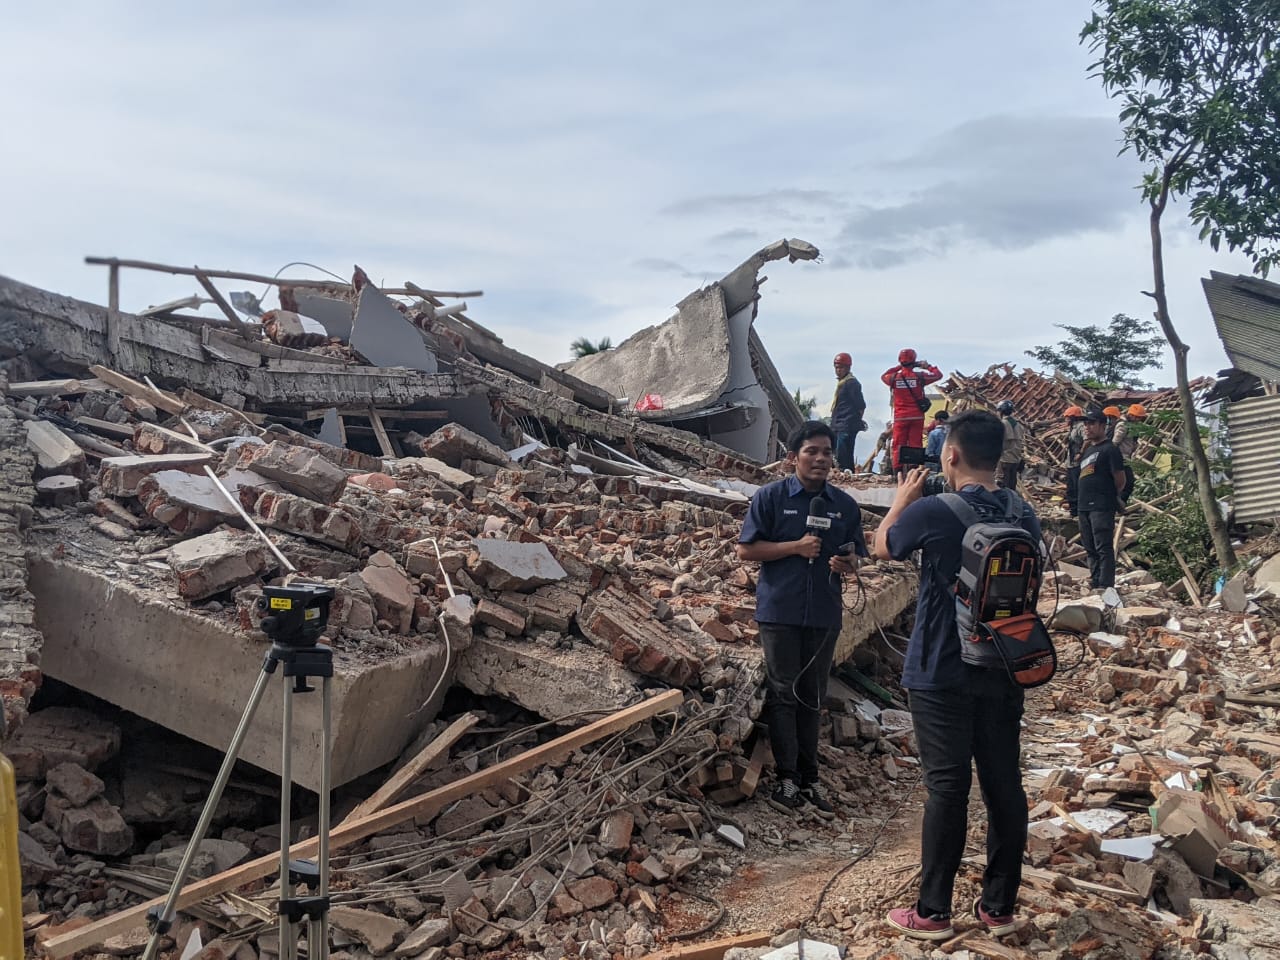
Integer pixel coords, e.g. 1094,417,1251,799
1082,0,1280,570
570,336,613,358
1026,313,1165,387
792,388,818,418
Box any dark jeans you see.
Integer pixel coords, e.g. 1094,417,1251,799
759,623,837,784
835,430,860,471
1079,509,1117,588
999,462,1021,493
909,669,1027,918
1065,466,1080,516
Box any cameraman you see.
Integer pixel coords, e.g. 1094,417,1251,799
736,421,867,817
872,410,1041,942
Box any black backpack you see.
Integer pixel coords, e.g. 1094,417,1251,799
936,491,1057,688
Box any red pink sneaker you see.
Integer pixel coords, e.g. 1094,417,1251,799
973,897,1017,936
886,906,954,941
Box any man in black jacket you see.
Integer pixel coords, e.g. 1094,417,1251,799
1077,407,1127,589
830,352,866,472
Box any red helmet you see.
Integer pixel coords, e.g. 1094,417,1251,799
898,348,917,365
833,352,852,367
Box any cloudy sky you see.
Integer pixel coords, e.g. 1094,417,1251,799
0,2,1255,422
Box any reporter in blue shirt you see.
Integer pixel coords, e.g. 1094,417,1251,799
736,421,867,816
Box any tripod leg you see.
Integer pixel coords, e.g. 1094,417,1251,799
316,675,332,960
141,668,275,960
279,681,296,960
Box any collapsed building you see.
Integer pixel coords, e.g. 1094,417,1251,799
4,255,1280,960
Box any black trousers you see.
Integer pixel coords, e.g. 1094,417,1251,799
998,462,1021,493
1078,509,1117,588
758,623,837,784
908,669,1027,918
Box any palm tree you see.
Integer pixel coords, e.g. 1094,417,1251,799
570,336,613,358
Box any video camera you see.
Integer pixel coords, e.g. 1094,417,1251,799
898,445,949,496
256,583,335,646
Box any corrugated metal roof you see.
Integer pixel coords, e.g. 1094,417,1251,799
1227,393,1280,523
1203,271,1280,384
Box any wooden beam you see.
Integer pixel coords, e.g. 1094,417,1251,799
107,264,121,361
85,257,481,299
5,379,86,398
367,405,395,458
75,416,136,440
634,932,772,960
302,407,448,422
193,271,251,339
87,365,185,416
341,713,479,825
42,689,683,958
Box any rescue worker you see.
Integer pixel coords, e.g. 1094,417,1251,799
830,352,867,472
1064,405,1084,516
996,399,1025,492
881,349,943,481
1113,403,1147,502
1113,403,1147,459
1102,405,1122,442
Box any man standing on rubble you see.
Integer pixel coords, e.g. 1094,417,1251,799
1077,407,1127,590
830,352,867,472
872,410,1041,941
882,350,943,481
736,421,867,817
996,400,1025,492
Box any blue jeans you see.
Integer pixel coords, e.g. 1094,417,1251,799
835,430,859,471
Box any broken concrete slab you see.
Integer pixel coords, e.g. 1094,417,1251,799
136,470,234,535
394,918,452,957
98,454,214,497
5,707,121,780
242,440,348,504
28,558,453,791
418,424,508,468
43,794,133,856
394,457,476,495
45,762,105,806
578,586,701,686
329,905,410,957
238,488,364,553
24,420,85,477
168,529,279,602
360,551,415,634
470,539,567,592
454,634,642,719
1192,898,1280,959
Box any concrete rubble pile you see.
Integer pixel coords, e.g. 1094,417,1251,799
1,361,921,957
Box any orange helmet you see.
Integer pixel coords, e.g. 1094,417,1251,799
898,348,917,365
1064,405,1083,418
1103,405,1122,418
834,352,852,366
1127,403,1148,419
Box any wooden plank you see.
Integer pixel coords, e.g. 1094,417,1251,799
74,416,136,440
86,257,481,299
341,713,479,825
140,422,216,453
107,264,121,361
367,405,395,458
87,365,185,416
635,932,772,960
738,737,771,799
43,689,683,958
193,271,251,339
6,379,85,397
1171,548,1203,607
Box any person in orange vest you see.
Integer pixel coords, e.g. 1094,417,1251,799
881,349,943,481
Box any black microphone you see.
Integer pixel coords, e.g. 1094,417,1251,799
806,496,832,566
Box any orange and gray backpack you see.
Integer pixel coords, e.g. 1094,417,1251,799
936,491,1057,688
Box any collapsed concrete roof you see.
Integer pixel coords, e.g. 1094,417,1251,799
564,239,817,462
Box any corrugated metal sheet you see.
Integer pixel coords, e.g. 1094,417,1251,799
1227,393,1280,523
1203,271,1280,384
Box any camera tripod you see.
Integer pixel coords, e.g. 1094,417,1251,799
141,586,336,960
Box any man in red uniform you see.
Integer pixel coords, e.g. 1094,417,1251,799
882,349,943,480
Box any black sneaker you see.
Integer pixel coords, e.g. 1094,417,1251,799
802,781,836,819
767,778,803,814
